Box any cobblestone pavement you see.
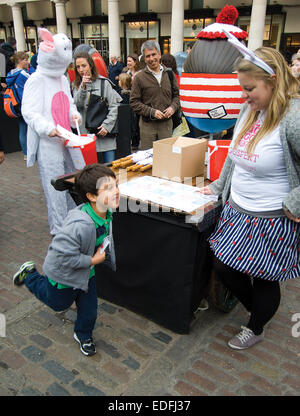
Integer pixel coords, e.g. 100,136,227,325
0,151,299,398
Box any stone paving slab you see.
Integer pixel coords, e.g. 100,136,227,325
0,151,299,398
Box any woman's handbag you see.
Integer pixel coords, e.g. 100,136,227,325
85,79,118,135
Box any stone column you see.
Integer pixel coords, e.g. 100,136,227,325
52,0,69,35
247,0,267,51
7,1,26,51
170,0,185,55
108,0,120,58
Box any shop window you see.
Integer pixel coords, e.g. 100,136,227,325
281,33,300,61
125,21,158,56
92,0,102,16
183,17,213,43
0,27,6,44
81,23,109,63
238,14,284,50
137,0,148,13
162,37,171,55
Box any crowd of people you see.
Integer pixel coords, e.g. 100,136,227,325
1,32,299,357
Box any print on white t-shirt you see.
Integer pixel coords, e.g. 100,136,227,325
229,109,290,212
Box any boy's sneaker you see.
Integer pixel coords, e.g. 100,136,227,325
13,261,35,286
228,326,264,350
74,333,96,356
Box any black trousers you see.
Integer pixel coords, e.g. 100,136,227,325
213,257,281,335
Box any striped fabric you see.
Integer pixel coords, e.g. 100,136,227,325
180,73,244,119
209,202,300,282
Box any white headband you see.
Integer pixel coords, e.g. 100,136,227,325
222,29,275,75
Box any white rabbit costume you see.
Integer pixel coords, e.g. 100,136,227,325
22,28,81,236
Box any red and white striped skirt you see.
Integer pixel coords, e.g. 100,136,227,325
209,201,300,282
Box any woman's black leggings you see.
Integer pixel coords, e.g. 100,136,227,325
213,257,281,335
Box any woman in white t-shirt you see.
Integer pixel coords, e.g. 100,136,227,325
201,46,300,350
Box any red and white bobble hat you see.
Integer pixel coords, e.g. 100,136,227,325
197,5,248,41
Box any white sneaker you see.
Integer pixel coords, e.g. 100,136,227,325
228,326,264,350
13,261,35,286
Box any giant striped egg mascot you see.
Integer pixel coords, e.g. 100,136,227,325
181,5,248,134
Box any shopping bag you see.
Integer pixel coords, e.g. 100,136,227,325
172,116,190,137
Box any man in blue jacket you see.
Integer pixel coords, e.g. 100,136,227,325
108,55,123,91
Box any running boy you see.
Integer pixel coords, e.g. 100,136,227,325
13,163,120,356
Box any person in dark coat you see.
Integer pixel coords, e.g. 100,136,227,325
108,55,123,92
0,37,16,89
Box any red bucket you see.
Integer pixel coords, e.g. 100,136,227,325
207,140,231,182
67,134,97,170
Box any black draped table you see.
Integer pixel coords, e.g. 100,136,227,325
52,165,237,334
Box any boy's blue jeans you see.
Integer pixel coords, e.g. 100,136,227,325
18,118,28,156
25,270,98,342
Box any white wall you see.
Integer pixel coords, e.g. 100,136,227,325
0,4,12,22
27,1,53,20
106,0,136,15
66,0,91,18
204,0,250,8
0,0,299,36
284,7,300,33
160,13,171,36
148,0,171,13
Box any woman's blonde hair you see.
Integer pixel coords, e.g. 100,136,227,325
119,72,132,90
234,47,299,155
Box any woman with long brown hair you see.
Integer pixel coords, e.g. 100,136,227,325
73,51,119,163
124,53,141,79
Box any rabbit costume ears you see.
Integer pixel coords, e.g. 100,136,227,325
222,28,275,75
37,27,72,76
38,27,56,53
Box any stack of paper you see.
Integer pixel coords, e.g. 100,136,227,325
57,124,94,147
119,176,217,213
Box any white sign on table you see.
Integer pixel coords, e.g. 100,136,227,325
119,176,217,213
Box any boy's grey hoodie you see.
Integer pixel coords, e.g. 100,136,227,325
43,204,114,291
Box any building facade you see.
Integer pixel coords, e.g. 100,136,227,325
0,0,299,64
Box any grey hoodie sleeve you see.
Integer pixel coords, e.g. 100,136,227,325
73,84,88,110
281,101,300,218
49,222,93,270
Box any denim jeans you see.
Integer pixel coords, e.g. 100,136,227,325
102,150,115,163
18,118,28,155
25,270,98,341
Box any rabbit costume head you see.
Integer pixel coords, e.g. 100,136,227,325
37,27,72,77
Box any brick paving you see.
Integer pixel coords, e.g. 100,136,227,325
0,151,299,397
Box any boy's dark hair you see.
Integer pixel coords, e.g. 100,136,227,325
75,163,116,203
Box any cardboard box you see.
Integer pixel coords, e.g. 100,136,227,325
152,137,207,182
